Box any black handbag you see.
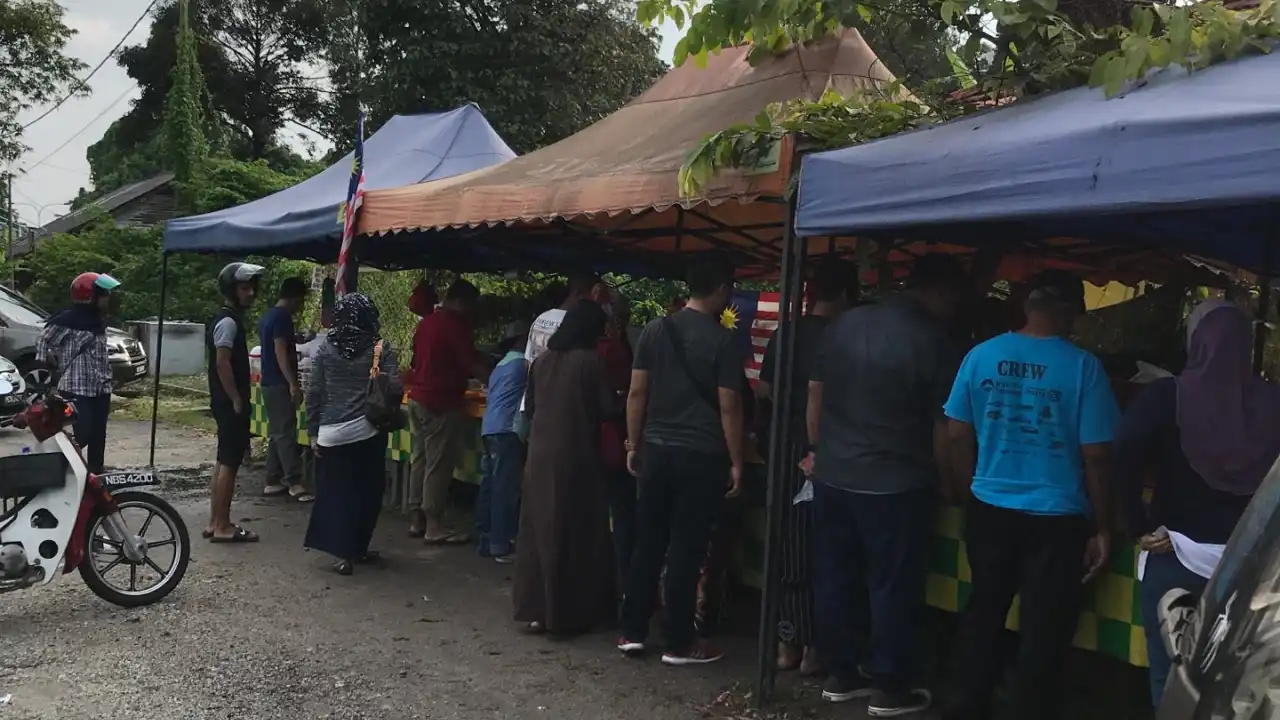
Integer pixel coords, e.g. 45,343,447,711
365,340,406,432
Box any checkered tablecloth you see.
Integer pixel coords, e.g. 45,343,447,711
249,384,484,485
736,490,1148,667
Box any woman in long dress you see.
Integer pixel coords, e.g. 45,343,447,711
514,299,620,636
304,293,400,575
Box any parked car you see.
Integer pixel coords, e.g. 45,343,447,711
0,285,148,390
0,355,27,424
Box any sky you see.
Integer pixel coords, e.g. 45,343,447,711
8,1,683,227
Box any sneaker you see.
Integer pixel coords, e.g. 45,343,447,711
493,554,515,565
822,674,875,703
661,641,724,666
617,637,645,656
867,689,932,717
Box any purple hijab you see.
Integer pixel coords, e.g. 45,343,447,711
1177,300,1280,495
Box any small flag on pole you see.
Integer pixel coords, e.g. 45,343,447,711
335,111,366,297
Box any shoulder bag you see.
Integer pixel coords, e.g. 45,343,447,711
365,340,407,432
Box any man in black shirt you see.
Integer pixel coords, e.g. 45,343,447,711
204,262,265,544
805,254,966,716
619,256,744,666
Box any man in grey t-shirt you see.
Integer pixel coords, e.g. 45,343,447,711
619,256,745,666
803,254,966,715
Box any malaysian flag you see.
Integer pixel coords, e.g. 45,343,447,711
720,290,805,385
335,111,366,296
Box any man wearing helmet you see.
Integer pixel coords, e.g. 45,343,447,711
36,272,121,473
204,262,266,543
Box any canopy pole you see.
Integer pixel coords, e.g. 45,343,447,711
148,251,170,468
1256,215,1277,375
755,180,807,708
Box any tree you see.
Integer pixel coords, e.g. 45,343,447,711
163,0,211,199
81,0,323,199
0,0,87,164
317,0,668,155
659,0,1280,194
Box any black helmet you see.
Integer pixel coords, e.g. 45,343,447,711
218,262,266,301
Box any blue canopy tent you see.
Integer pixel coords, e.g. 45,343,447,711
147,105,515,465
795,51,1280,275
162,104,516,261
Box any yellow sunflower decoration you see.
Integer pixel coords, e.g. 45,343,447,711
721,304,740,330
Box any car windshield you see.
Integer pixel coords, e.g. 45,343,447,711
0,285,50,326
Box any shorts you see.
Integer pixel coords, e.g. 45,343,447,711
214,409,251,467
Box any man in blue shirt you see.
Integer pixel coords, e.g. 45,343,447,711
476,321,530,564
939,270,1120,720
258,277,310,501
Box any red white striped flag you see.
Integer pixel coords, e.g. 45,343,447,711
721,290,806,385
335,112,366,297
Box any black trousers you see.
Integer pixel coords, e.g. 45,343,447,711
68,393,110,474
941,497,1090,720
621,444,727,653
813,482,931,693
605,470,638,585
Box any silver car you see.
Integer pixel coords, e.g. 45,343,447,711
0,285,148,390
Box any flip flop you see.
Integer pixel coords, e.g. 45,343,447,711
288,490,315,503
424,532,471,546
201,530,213,539
262,484,289,497
209,526,260,544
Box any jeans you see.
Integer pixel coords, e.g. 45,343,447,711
261,383,302,486
476,432,523,557
941,497,1090,720
621,444,728,653
605,470,638,583
1140,551,1208,708
68,393,110,474
812,481,931,693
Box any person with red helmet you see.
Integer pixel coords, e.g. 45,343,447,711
35,272,122,473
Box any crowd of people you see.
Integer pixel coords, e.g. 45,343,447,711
31,254,1280,718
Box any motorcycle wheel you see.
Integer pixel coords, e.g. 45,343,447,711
79,490,191,608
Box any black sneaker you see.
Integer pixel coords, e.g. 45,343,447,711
822,674,874,703
867,688,932,717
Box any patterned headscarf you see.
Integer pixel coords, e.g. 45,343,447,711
328,293,381,359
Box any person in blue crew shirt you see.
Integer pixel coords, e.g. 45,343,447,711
938,269,1120,720
476,320,531,564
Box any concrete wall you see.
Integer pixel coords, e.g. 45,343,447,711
131,321,205,377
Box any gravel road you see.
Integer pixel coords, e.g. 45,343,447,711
0,421,779,720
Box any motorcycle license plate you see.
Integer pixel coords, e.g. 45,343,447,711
134,365,146,376
2,395,21,405
97,471,157,489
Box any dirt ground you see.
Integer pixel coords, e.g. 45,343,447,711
0,420,811,720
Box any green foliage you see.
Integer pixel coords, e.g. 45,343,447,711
678,85,934,197
193,156,319,214
658,0,1280,195
162,0,211,194
317,0,668,155
0,0,87,164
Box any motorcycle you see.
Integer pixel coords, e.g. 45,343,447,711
0,375,190,607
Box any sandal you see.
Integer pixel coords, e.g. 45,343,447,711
288,489,315,503
263,484,289,497
209,526,260,544
425,531,473,546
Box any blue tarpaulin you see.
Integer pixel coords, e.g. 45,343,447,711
795,52,1280,274
163,105,515,258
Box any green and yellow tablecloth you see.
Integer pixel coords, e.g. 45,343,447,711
249,384,484,484
737,500,1148,668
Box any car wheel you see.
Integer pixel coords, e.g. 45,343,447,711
21,364,51,400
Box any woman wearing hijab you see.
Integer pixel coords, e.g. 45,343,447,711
1114,299,1280,706
514,299,620,636
304,293,402,576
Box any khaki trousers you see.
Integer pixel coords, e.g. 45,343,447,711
407,399,461,520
